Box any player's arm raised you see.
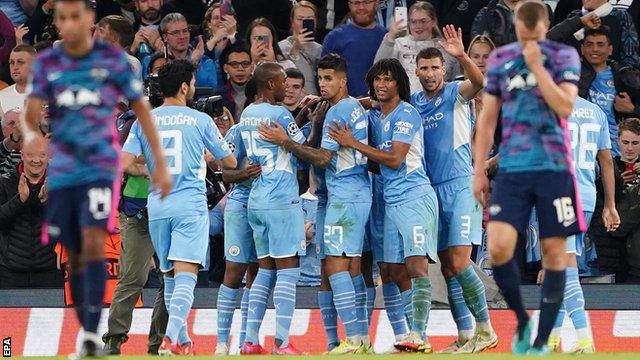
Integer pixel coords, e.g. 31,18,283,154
329,122,409,170
439,25,483,101
523,42,578,119
472,93,501,207
130,99,173,197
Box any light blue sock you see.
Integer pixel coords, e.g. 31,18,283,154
163,276,176,343
274,267,300,347
366,286,376,327
446,278,474,332
246,269,276,345
239,287,250,346
456,265,490,323
165,272,197,346
352,275,368,337
216,284,238,345
382,282,407,336
328,271,359,338
401,288,414,330
554,303,566,330
564,267,588,331
318,290,339,349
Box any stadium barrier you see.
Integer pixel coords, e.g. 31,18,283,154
1,308,639,355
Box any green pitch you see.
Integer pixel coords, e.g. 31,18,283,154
17,354,640,360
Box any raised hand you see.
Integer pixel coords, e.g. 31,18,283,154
438,25,465,59
18,173,30,203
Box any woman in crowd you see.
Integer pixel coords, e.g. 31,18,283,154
466,34,495,121
245,17,295,69
203,2,238,86
374,1,462,93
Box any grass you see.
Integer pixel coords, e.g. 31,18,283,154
16,354,640,360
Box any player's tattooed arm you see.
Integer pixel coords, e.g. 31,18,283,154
258,122,334,168
222,164,261,183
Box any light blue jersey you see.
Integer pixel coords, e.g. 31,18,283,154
588,67,617,155
369,101,431,205
411,81,473,185
320,96,371,203
123,106,232,220
237,102,306,210
224,124,251,205
568,97,612,212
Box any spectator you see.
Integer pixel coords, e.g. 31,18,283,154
0,137,61,289
0,0,36,26
0,110,22,175
0,45,35,115
283,68,306,117
203,3,238,60
471,0,520,47
0,10,17,84
141,13,219,90
133,0,165,30
232,0,293,42
245,17,295,69
20,0,55,45
307,0,350,41
429,0,490,47
552,0,640,69
129,0,166,60
617,118,640,184
93,16,142,78
97,0,137,24
374,1,462,93
577,27,640,155
322,0,387,97
376,0,409,30
279,1,322,96
466,34,495,120
219,44,253,122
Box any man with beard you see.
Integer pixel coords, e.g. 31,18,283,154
130,0,166,58
322,0,387,97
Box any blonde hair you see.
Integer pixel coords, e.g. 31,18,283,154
467,35,495,56
409,1,440,38
290,1,317,21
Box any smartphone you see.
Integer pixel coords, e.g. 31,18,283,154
256,35,268,44
220,0,232,17
394,6,408,36
302,19,315,36
626,162,635,173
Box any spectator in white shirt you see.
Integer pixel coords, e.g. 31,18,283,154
0,45,35,116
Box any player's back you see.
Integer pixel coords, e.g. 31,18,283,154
412,81,473,185
321,97,371,203
127,106,230,219
485,40,581,173
29,41,143,190
224,124,252,204
369,101,431,205
568,97,611,212
237,102,304,209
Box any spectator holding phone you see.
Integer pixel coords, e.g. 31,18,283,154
204,2,238,60
246,17,295,69
279,1,322,95
374,1,462,92
617,118,640,185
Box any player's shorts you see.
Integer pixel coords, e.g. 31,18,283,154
489,170,586,239
224,198,257,264
322,201,371,258
45,180,118,253
316,201,328,260
434,177,482,252
383,191,439,264
566,211,594,256
149,214,210,273
367,181,385,263
248,206,306,259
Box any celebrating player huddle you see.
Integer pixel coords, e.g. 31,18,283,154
21,0,621,357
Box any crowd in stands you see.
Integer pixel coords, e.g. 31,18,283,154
0,0,639,292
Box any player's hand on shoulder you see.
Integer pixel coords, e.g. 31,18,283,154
258,121,288,146
522,41,542,70
243,163,261,178
328,121,356,148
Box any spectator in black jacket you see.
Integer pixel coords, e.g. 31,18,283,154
0,137,61,288
575,27,640,156
219,43,253,122
471,0,520,48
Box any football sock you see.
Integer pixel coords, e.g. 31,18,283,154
446,278,474,339
328,271,359,339
352,275,368,338
493,259,529,327
84,260,107,333
410,277,431,335
216,284,238,345
564,267,590,339
273,267,300,347
382,282,407,336
245,268,276,345
400,288,414,330
239,287,250,346
69,271,86,329
318,290,339,349
534,269,565,348
456,265,490,323
366,286,376,327
165,272,197,346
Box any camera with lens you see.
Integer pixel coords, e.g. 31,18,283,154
194,94,224,119
205,168,227,209
145,73,164,108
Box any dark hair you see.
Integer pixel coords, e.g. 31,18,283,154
220,42,251,65
157,59,196,98
416,47,444,64
245,17,284,60
11,44,36,56
514,0,549,30
54,0,93,7
583,26,612,45
619,118,640,136
146,52,174,75
98,15,134,48
365,58,412,103
285,67,305,88
253,62,284,91
318,53,347,73
244,76,257,108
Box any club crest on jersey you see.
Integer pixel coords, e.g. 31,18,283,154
506,72,538,92
384,121,390,132
435,97,443,107
489,205,502,216
229,245,240,257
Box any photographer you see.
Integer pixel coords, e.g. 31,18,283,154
0,136,61,288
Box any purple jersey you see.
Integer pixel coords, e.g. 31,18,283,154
484,40,580,172
28,41,143,190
